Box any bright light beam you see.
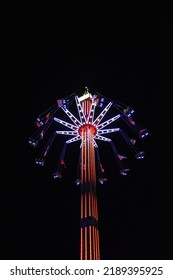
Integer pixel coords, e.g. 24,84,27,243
97,128,120,135
56,130,78,135
93,102,113,126
94,134,112,142
96,114,121,130
62,107,81,127
53,117,77,130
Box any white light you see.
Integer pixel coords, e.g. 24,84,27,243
78,92,92,102
56,131,78,136
95,134,111,142
66,136,81,144
61,107,81,127
97,114,121,130
93,102,113,126
97,128,120,135
54,117,78,130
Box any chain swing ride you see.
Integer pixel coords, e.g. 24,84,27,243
29,87,148,260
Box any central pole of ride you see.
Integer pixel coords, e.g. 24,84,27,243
79,94,100,260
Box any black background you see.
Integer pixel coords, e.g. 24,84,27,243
2,4,173,260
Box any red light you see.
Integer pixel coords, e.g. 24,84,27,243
78,125,97,136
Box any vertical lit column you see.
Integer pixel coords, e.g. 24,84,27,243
80,97,100,260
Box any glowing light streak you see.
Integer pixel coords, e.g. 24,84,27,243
81,195,83,219
75,96,87,125
93,139,98,148
97,114,121,130
66,135,81,144
97,229,99,260
89,226,92,259
97,128,120,134
85,227,87,260
88,192,90,216
93,102,113,126
81,129,84,185
86,97,97,124
94,228,97,260
53,117,77,130
96,197,98,220
80,228,83,259
56,130,78,135
62,107,81,127
87,130,91,183
92,226,95,259
85,193,87,218
78,92,92,102
95,134,112,142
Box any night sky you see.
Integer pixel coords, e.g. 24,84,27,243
2,5,172,260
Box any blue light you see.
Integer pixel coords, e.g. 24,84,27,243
139,129,149,138
29,139,38,147
35,159,44,166
135,151,145,159
36,117,44,125
52,172,62,179
123,107,135,118
62,99,69,109
75,179,81,185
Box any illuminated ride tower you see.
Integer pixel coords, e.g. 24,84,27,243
29,87,148,260
78,93,100,260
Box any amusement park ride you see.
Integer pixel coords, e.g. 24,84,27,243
29,87,148,260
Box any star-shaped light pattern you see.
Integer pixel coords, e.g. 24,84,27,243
29,88,149,182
